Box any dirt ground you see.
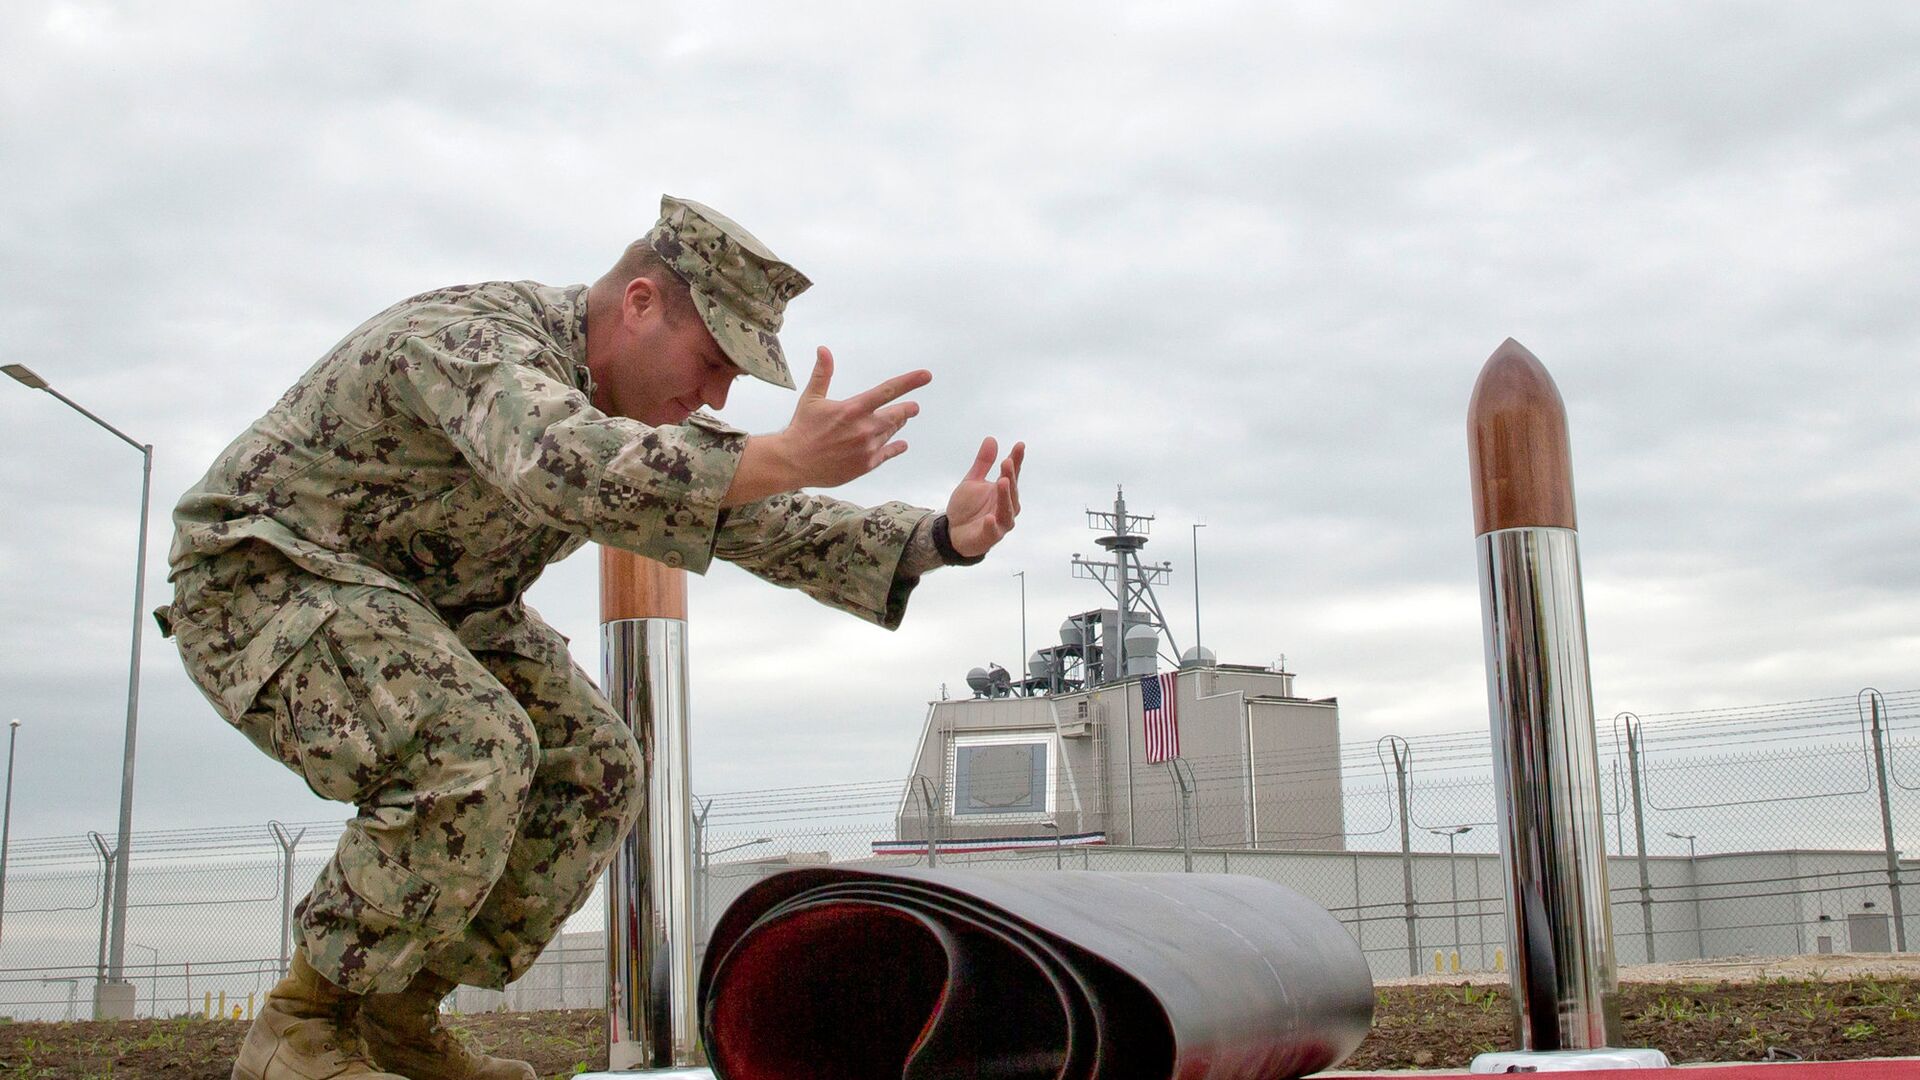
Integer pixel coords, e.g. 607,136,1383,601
0,956,1915,1078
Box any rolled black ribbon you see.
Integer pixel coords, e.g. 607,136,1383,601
699,866,1374,1079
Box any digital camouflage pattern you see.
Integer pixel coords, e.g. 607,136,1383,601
163,279,930,993
648,194,811,389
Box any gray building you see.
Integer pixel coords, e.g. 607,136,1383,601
889,660,1345,852
885,488,1348,855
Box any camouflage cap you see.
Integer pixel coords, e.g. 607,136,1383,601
646,195,812,390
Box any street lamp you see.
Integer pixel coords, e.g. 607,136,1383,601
699,837,771,936
0,719,19,948
1666,831,1705,959
41,977,81,1022
1041,820,1063,869
5,363,152,1007
130,942,158,1016
1013,570,1029,697
1429,825,1473,967
1191,523,1205,655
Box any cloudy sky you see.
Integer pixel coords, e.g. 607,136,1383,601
1,2,1915,845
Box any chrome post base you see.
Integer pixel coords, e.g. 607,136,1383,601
1471,1047,1670,1072
602,617,701,1070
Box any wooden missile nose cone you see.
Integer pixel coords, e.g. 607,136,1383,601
600,546,687,622
1468,338,1578,535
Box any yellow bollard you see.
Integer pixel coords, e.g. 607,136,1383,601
1433,951,1445,973
1493,947,1506,972
247,992,256,1019
204,991,213,1019
1450,951,1462,974
218,990,228,1018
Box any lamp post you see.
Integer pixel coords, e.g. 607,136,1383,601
1191,523,1205,655
699,837,771,937
1429,825,1473,966
5,363,151,1010
42,977,81,1022
1013,570,1029,696
0,719,19,949
1041,820,1063,869
131,942,158,1016
1666,831,1704,959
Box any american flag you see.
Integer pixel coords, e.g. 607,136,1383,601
1141,671,1180,763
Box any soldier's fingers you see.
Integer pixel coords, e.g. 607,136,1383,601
1001,457,1022,516
963,436,998,482
875,401,919,435
1008,441,1026,479
997,476,1017,526
802,347,835,401
847,369,932,412
878,440,910,465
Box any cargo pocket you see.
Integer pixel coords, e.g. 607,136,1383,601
169,585,339,725
304,826,447,992
271,600,418,807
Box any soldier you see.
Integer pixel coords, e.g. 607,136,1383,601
158,195,1024,1080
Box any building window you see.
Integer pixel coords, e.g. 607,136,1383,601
948,733,1055,818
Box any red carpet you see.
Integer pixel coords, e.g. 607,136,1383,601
1597,1066,1920,1078
1333,1060,1920,1077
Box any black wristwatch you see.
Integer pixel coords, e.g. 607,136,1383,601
931,514,986,566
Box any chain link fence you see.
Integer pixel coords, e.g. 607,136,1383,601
1,688,1912,1020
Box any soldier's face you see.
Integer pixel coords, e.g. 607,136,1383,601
639,316,745,425
604,282,746,426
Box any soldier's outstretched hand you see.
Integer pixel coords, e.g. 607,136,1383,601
945,437,1025,558
782,346,932,488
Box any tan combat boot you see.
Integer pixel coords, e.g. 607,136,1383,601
232,950,407,1080
356,970,536,1080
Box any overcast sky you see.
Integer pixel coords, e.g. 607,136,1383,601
1,2,1915,845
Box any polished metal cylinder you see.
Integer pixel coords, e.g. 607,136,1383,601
602,617,701,1070
1477,526,1622,1051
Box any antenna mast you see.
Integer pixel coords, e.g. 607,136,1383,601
1070,486,1179,683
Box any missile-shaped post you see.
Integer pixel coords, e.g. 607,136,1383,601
1468,340,1631,1058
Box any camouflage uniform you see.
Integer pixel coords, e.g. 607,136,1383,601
161,217,932,994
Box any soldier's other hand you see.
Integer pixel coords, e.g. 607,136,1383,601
781,346,931,489
945,437,1025,558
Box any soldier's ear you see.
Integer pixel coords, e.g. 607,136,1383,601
623,276,663,325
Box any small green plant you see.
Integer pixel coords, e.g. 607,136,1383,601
1646,995,1698,1022
1841,1021,1877,1041
1458,983,1502,1013
1859,981,1906,1007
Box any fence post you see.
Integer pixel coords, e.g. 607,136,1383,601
1389,737,1418,977
1170,758,1196,872
1864,689,1908,952
1622,715,1656,963
915,775,941,867
693,798,712,947
89,832,114,985
268,821,306,977
1350,853,1366,956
